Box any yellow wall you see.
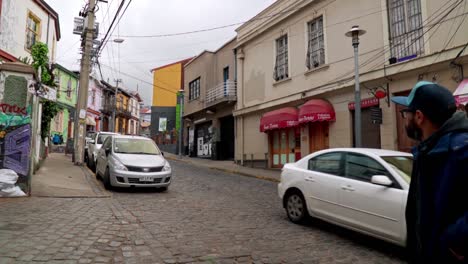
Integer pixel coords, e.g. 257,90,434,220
152,63,183,107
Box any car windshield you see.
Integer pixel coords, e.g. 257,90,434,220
381,156,413,183
97,134,112,144
114,138,161,155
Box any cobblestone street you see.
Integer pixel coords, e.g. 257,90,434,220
0,161,406,264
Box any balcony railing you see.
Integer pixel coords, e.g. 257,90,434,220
100,103,114,115
206,81,237,107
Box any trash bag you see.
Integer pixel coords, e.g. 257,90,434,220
0,169,18,185
0,186,26,197
0,169,26,197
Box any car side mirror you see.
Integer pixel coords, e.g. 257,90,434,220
90,140,95,144
161,152,164,157
105,148,111,156
371,175,393,187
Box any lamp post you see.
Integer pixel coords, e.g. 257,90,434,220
345,25,366,148
178,89,185,158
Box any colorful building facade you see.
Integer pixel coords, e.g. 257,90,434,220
50,64,78,143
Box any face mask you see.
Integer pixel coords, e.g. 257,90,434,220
405,118,423,141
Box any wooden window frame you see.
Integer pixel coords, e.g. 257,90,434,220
307,16,325,69
189,77,200,101
25,10,41,52
274,35,289,81
387,0,424,61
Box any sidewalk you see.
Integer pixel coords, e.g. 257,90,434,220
165,153,281,182
32,153,110,198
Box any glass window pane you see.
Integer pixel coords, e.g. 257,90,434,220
308,152,342,176
345,153,390,182
273,131,279,150
280,131,287,151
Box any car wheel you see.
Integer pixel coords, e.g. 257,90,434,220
91,156,97,172
95,160,101,179
103,167,112,190
285,191,309,224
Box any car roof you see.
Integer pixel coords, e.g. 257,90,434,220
320,148,413,157
112,135,151,140
97,132,118,135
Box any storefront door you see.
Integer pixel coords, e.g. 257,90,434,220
270,129,298,168
309,122,329,153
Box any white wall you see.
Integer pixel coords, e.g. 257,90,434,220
0,0,59,62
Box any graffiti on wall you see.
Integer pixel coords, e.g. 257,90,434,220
0,75,31,197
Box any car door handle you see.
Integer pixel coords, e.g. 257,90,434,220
305,177,315,182
341,185,355,191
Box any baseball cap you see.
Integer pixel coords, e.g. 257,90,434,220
392,81,456,124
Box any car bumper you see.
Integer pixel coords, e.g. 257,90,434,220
109,169,172,188
278,182,286,200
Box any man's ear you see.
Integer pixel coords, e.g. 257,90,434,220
414,110,425,125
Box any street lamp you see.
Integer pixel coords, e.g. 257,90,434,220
178,89,185,158
345,25,366,148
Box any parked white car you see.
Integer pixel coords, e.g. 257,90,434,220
278,148,413,246
86,132,118,171
95,135,171,190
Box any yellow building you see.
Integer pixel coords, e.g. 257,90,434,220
115,89,131,134
150,58,193,139
151,58,193,107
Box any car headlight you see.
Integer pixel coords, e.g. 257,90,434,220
162,161,171,172
112,157,128,171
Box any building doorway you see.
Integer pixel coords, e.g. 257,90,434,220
269,128,299,168
220,115,234,160
351,106,381,148
309,122,329,154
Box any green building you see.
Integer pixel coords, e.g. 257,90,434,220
50,64,78,144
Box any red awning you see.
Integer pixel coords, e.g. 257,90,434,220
299,99,336,123
260,107,298,132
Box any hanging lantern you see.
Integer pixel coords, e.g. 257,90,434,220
375,90,387,99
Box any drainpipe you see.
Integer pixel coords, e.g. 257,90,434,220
46,15,50,45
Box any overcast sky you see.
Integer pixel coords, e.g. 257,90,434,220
45,0,276,105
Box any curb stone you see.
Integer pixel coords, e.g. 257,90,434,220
166,156,280,183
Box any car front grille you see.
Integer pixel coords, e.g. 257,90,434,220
128,177,163,184
126,166,163,173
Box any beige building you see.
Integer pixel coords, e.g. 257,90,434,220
183,38,237,160
234,0,468,168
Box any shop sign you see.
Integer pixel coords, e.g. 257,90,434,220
348,97,379,110
299,113,334,123
261,120,298,132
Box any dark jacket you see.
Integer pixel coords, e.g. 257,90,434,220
407,112,468,263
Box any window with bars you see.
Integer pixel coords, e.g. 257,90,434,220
274,35,289,81
66,78,72,97
387,0,424,62
91,90,96,105
189,78,200,101
307,16,325,69
26,12,40,51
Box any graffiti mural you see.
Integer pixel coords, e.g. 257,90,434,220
2,124,31,176
0,74,32,197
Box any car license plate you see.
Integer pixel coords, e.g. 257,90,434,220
140,176,153,182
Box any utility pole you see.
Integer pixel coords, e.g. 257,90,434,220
112,79,121,132
178,90,184,158
74,0,96,165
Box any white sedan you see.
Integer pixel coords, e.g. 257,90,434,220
278,148,412,246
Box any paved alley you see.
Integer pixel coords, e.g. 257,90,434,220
0,161,406,264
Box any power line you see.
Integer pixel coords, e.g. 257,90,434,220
99,62,179,95
96,0,126,56
422,0,468,75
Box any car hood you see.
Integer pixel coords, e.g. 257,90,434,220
114,153,166,167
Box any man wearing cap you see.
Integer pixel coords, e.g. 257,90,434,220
392,81,468,263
